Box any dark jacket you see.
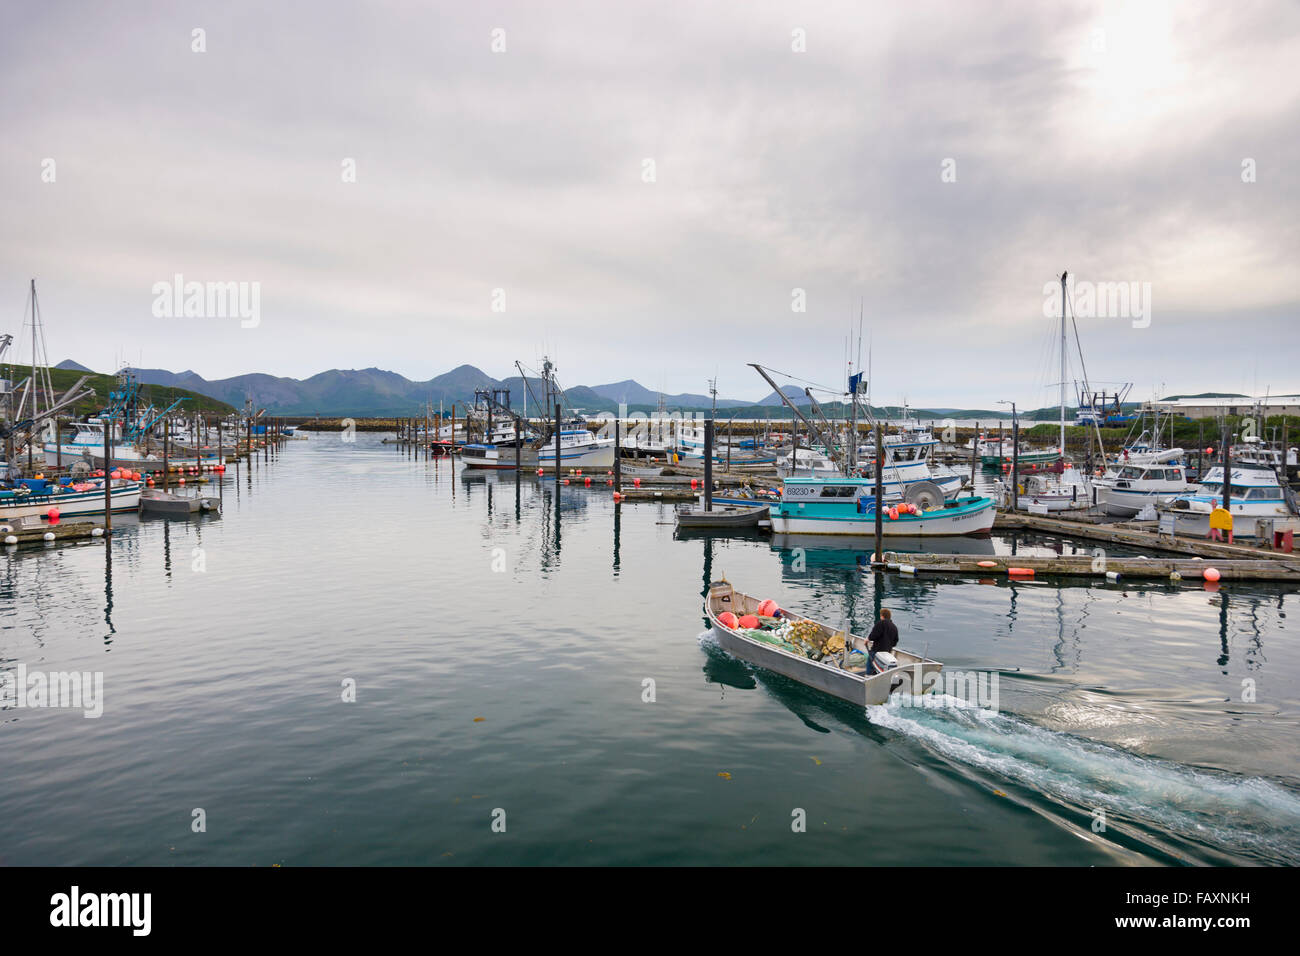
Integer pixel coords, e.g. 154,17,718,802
867,618,898,652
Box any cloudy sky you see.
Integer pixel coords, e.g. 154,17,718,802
2,0,1297,407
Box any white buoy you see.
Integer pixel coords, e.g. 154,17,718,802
1105,570,1120,582
900,564,917,575
4,535,16,545
91,527,104,537
43,532,55,541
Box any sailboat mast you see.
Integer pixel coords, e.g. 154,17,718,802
1060,271,1067,454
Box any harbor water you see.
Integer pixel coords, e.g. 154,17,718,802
2,434,1298,866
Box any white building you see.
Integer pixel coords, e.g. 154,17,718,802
1150,395,1300,420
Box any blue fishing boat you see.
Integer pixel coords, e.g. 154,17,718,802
770,476,995,537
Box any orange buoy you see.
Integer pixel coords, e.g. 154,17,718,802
178,477,185,485
612,491,623,501
47,507,60,519
146,478,155,487
1203,567,1221,582
977,560,997,568
1008,567,1034,576
717,611,739,629
690,478,698,489
633,477,641,487
738,614,759,629
584,477,591,486
757,599,778,616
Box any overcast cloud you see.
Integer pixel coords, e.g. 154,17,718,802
1,0,1297,408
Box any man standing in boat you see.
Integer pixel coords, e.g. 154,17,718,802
866,609,898,674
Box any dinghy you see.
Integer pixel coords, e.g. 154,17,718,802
139,488,221,517
704,578,942,706
674,503,767,529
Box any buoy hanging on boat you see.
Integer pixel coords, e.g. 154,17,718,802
47,507,59,520
1008,567,1034,576
977,560,997,568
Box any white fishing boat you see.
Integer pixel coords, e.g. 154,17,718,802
704,578,943,706
769,477,996,537
1158,462,1297,537
1233,435,1288,470
673,422,777,467
463,426,615,471
997,469,1091,513
44,421,210,470
0,476,142,519
1094,461,1195,517
776,446,840,477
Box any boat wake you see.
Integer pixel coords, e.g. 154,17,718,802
867,695,1300,865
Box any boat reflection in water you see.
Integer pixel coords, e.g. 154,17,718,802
769,532,998,558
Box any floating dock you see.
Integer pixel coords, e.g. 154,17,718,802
879,552,1300,582
2,520,101,548
993,511,1296,559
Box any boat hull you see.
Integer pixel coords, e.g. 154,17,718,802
675,504,767,528
770,497,996,537
0,481,142,520
44,443,210,470
1096,485,1189,517
705,582,941,706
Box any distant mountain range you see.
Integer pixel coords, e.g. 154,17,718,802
52,359,1046,419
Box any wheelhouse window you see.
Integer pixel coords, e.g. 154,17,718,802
819,485,858,498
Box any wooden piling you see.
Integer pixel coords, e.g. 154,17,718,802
704,419,714,512
873,423,884,564
614,415,622,493
103,417,112,533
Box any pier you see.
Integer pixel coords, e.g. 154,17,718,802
880,552,1300,582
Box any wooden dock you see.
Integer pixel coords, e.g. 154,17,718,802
2,520,101,548
880,551,1300,582
993,510,1297,560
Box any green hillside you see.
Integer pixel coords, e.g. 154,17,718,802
6,366,235,418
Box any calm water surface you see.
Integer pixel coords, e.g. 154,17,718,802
2,434,1297,866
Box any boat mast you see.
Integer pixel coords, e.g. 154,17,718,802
1060,271,1067,454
